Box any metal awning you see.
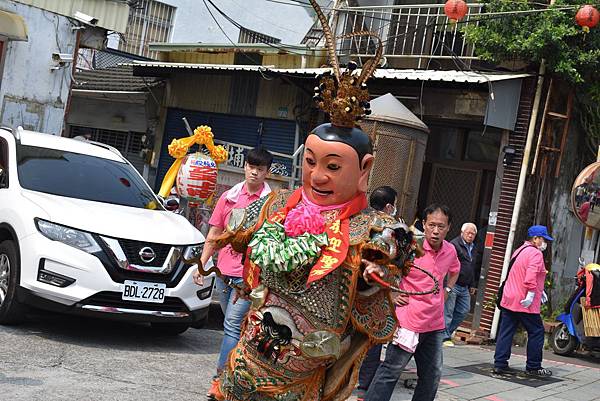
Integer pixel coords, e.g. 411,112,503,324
0,10,28,41
123,61,532,84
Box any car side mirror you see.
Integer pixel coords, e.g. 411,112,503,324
164,197,180,212
0,167,7,188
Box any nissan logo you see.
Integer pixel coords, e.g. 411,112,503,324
139,247,156,263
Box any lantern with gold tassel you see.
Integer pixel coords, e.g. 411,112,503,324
158,125,228,206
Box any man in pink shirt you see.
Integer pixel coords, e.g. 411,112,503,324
493,225,553,377
192,147,273,400
365,204,460,401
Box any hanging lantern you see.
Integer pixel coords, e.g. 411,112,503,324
176,152,218,205
444,0,468,23
576,5,600,33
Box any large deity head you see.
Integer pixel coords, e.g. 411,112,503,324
301,0,383,206
302,123,374,206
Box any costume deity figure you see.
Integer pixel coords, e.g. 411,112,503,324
207,122,418,401
198,2,429,399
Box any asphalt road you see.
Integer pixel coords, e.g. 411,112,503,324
0,308,223,401
2,306,598,401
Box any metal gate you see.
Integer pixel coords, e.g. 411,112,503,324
427,164,482,238
368,125,427,224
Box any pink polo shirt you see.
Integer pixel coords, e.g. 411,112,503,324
500,242,547,314
396,239,460,333
209,182,268,277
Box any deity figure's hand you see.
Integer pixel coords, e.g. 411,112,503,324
361,259,385,284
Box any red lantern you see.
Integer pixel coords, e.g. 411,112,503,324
444,0,468,23
176,153,218,205
576,5,600,33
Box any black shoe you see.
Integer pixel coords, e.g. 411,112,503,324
525,367,552,377
492,366,513,375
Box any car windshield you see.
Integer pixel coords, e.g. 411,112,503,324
17,145,163,210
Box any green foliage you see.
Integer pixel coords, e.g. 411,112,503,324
463,0,600,84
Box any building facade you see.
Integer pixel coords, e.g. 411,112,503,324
0,0,129,134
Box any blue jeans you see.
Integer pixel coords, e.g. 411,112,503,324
215,276,250,372
444,284,471,339
494,309,545,371
358,344,383,392
365,330,444,401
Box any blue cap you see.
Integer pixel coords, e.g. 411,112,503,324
527,225,554,241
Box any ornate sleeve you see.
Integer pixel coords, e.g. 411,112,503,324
351,212,421,343
213,189,292,254
213,194,273,253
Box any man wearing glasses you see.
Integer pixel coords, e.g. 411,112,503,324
365,204,460,401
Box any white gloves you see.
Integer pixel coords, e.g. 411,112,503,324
520,291,536,308
541,290,548,304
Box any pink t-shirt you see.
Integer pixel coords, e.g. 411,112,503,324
396,239,460,333
500,242,547,314
209,182,269,277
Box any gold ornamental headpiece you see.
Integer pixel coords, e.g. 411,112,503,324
309,0,384,128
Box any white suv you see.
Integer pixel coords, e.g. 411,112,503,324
0,127,215,334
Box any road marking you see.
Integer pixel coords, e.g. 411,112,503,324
440,379,460,387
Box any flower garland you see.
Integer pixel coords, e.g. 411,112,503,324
248,221,328,273
158,125,228,198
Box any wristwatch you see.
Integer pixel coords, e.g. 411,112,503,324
444,286,453,294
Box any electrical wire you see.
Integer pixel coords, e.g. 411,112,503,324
265,0,333,9
201,0,238,47
202,0,270,66
204,0,311,57
228,0,307,35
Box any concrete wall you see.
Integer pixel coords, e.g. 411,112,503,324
67,97,149,133
548,122,592,310
141,0,317,44
0,0,77,134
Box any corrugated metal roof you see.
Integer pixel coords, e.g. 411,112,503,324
74,65,163,91
123,61,532,84
147,42,324,56
15,0,129,33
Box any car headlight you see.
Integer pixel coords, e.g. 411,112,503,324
183,243,204,262
36,219,101,253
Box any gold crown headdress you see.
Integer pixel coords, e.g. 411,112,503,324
309,0,384,128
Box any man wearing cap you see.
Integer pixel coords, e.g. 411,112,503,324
493,225,554,377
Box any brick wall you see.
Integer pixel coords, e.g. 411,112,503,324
479,77,537,333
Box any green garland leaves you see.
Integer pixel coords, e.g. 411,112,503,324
463,0,600,84
248,221,329,273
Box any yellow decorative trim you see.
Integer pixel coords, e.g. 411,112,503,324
158,125,228,197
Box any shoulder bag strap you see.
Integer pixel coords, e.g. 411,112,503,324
505,245,534,279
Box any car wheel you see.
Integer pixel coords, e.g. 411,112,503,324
0,240,26,325
150,322,189,335
550,323,578,356
190,314,209,329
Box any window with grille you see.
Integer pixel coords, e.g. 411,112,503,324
70,126,146,173
238,27,281,44
119,0,176,59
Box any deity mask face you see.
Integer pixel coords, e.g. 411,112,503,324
302,134,374,206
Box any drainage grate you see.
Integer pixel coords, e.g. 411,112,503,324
454,363,562,388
